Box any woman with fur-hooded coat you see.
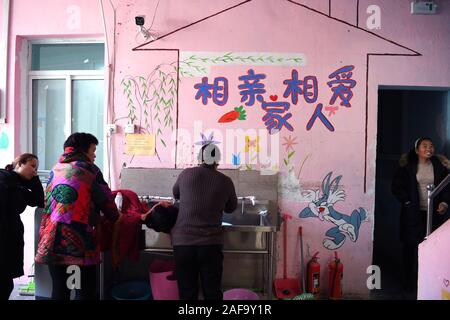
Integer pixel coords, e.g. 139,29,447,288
391,137,450,292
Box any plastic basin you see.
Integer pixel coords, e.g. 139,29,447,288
223,288,260,300
111,280,152,300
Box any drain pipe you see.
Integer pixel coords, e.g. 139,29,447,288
99,0,110,301
99,0,117,189
0,0,10,123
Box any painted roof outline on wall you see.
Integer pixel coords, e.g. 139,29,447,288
133,0,252,50
133,0,421,56
132,0,422,193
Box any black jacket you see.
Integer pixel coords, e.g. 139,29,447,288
0,170,44,278
392,154,450,244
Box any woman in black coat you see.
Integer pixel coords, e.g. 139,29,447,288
391,137,450,293
0,153,44,300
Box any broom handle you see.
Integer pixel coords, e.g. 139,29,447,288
299,226,306,293
283,217,287,279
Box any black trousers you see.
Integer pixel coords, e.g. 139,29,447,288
173,245,223,300
0,276,14,300
48,265,97,300
402,210,427,293
402,242,419,292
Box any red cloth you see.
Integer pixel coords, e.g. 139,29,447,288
96,189,148,267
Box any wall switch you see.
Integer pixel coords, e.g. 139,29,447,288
411,1,437,15
125,123,135,134
106,124,117,134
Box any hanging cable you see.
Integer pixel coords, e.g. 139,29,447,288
149,0,160,30
136,0,160,44
99,0,117,186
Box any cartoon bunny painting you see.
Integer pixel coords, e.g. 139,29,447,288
299,172,367,250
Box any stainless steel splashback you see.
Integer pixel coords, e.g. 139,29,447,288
120,168,278,202
119,167,279,294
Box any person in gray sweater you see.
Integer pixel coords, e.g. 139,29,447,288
172,143,237,300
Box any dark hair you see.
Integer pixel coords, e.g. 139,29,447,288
144,204,178,234
5,153,38,171
414,137,433,150
197,143,221,167
407,137,434,165
63,132,98,153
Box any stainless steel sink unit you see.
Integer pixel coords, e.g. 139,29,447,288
142,199,276,248
141,198,278,299
222,200,274,232
118,168,280,300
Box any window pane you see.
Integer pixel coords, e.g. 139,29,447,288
32,79,66,171
72,79,104,170
31,43,104,71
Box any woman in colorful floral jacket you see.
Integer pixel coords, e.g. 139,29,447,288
35,133,119,300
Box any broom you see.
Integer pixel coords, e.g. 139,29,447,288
292,226,315,300
273,214,300,299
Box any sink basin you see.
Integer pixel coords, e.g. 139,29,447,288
220,200,277,232
221,214,275,232
142,199,278,251
222,214,263,226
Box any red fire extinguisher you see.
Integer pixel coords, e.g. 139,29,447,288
307,251,320,295
328,251,343,300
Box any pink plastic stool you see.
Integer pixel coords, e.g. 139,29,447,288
149,259,179,300
149,270,179,300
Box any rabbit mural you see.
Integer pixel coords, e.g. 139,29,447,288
299,172,367,250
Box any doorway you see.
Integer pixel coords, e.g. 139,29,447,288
372,87,450,299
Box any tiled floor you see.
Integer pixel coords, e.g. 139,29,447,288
10,280,416,300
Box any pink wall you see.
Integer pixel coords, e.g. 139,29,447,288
418,220,450,300
5,0,105,158
0,0,107,287
1,0,450,297
0,0,4,37
0,0,10,169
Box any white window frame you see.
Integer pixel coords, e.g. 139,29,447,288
25,39,107,179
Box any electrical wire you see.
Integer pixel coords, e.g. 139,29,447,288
107,129,113,187
99,0,117,186
108,0,117,187
149,0,160,30
108,0,117,123
99,0,109,65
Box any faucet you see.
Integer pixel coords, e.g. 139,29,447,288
258,209,268,216
238,196,256,214
138,195,176,205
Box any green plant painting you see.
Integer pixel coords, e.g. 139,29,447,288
120,63,178,158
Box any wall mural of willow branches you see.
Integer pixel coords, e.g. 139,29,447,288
119,53,304,162
120,63,178,160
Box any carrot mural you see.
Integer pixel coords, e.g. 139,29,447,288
218,106,247,123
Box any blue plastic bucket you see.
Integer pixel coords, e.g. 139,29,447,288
111,281,152,300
